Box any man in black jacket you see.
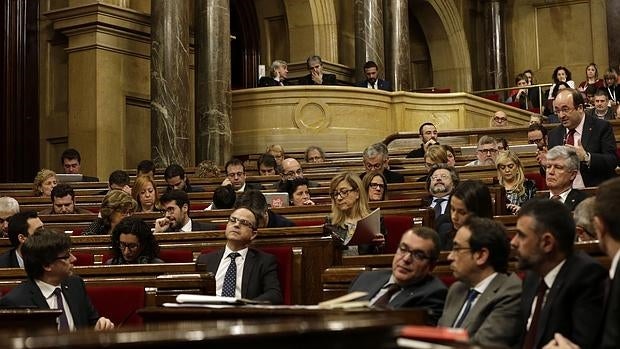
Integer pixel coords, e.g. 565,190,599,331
298,55,337,86
361,142,404,183
0,211,43,268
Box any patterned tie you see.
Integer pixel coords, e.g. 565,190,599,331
453,289,479,328
565,129,576,146
433,198,446,218
221,252,240,297
372,283,401,308
523,279,548,349
53,288,70,332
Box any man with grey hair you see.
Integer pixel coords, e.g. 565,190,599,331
0,197,19,238
545,145,589,210
299,55,337,85
465,136,499,166
258,60,290,87
573,197,596,242
304,145,326,163
362,143,404,183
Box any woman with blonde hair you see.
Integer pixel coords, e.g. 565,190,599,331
132,175,159,213
495,151,536,214
33,169,57,197
325,172,385,254
84,190,137,235
266,144,285,166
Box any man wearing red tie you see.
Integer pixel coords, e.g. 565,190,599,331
547,88,617,188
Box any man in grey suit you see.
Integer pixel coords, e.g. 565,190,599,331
348,227,447,324
438,217,522,347
545,146,589,211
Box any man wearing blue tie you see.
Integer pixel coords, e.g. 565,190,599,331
195,207,282,304
438,217,522,347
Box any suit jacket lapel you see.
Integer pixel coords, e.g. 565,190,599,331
535,260,570,347
241,249,256,299
206,250,225,274
26,279,49,309
443,283,469,326
62,281,82,327
580,116,593,150
391,275,431,308
462,274,504,328
364,271,391,301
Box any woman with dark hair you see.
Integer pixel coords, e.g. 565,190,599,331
577,63,604,95
446,180,493,250
547,66,575,100
362,171,388,201
283,177,315,206
106,216,162,264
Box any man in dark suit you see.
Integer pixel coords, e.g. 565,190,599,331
361,142,404,183
235,190,294,229
275,158,320,189
0,211,43,268
0,229,114,331
258,60,291,87
354,61,392,91
425,164,459,248
547,88,617,188
61,148,99,182
406,122,439,158
154,190,217,232
38,184,92,215
511,199,606,349
221,158,261,192
298,55,337,85
545,146,589,210
164,164,204,193
349,227,447,324
586,89,615,120
439,217,522,347
196,207,282,304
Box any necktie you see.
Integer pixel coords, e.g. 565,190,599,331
565,129,576,146
453,289,479,328
221,252,240,297
53,288,70,332
433,198,446,218
523,279,548,349
372,283,401,308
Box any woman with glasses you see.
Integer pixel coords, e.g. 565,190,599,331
362,171,388,201
84,190,137,235
132,175,159,213
447,180,493,250
106,216,162,264
496,151,536,215
283,177,315,206
324,172,385,255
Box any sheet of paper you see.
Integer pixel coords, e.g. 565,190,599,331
348,208,380,245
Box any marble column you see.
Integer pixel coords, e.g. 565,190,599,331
150,0,191,167
483,0,507,90
354,0,385,82
384,0,411,91
195,0,232,166
607,0,620,70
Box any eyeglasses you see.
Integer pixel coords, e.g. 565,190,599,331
451,246,472,253
477,148,498,154
528,138,543,144
493,117,507,122
331,188,356,199
54,253,73,261
369,183,385,190
227,171,244,179
498,163,515,171
284,168,303,178
120,242,140,251
228,216,255,229
431,173,450,181
554,106,577,115
364,162,384,171
397,244,431,261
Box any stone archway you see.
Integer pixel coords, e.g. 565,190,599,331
282,0,338,62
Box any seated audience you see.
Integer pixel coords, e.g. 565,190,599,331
603,68,620,105
362,171,387,202
440,144,456,167
235,189,294,228
266,144,285,166
136,159,155,179
305,145,326,163
586,88,615,120
278,158,319,188
39,184,92,214
164,164,203,193
84,190,136,235
132,175,159,213
584,84,597,109
547,66,575,101
354,61,392,91
506,73,538,110
325,172,384,255
299,55,337,85
284,178,315,206
544,146,589,211
465,136,498,167
573,197,596,242
523,69,535,85
490,111,508,127
348,227,447,324
425,164,459,247
100,170,131,195
0,229,114,331
447,180,493,250
0,197,19,238
196,207,283,304
106,217,163,265
512,199,606,349
419,145,448,182
211,185,237,210
0,211,43,268
439,217,522,347
155,190,216,232
495,151,536,214
496,137,509,151
222,158,261,192
257,153,279,175
406,122,438,158
33,169,57,197
577,63,604,96
529,114,543,125
528,123,548,174
362,142,404,183
544,81,571,121
258,60,290,87
61,148,99,182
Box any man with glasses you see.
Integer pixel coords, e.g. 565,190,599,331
0,229,114,331
0,211,43,268
465,136,499,167
425,164,459,247
277,158,319,189
220,158,261,192
438,217,522,347
362,143,404,183
490,111,508,127
348,227,447,324
154,190,216,232
528,123,549,175
545,146,589,211
0,196,19,238
196,207,283,304
547,88,617,187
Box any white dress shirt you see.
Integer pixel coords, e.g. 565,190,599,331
215,246,248,298
35,279,76,331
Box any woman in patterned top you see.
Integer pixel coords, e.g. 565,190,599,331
496,151,536,215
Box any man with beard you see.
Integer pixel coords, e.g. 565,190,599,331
465,136,499,166
354,61,392,91
510,199,606,349
406,123,439,159
425,164,459,247
154,190,217,232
